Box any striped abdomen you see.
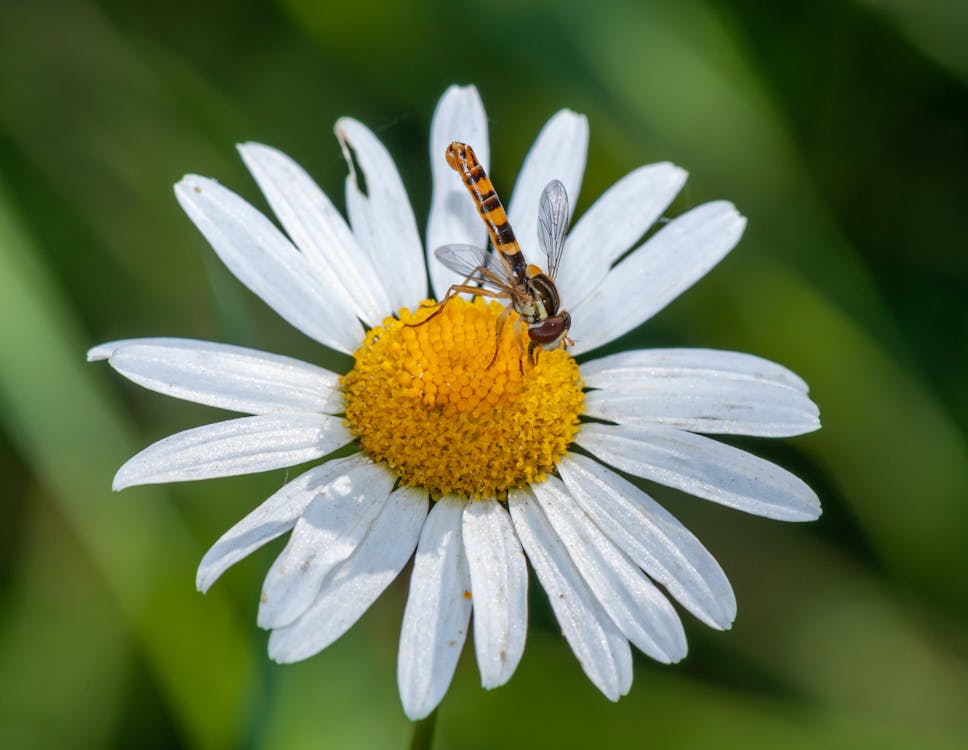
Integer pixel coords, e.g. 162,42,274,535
445,142,526,283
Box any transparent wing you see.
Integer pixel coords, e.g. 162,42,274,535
434,244,509,287
537,179,571,280
435,243,491,278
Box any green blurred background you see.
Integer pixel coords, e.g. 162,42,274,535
1,0,966,748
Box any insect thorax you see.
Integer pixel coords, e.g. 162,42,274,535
514,274,559,323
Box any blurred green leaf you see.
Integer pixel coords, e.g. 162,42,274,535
0,489,126,750
709,506,968,736
0,0,237,337
0,181,254,749
855,0,968,84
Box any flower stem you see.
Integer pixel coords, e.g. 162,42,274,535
408,708,438,750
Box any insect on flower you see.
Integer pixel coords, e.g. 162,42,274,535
88,84,824,722
414,141,573,365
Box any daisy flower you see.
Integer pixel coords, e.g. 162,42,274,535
89,84,821,720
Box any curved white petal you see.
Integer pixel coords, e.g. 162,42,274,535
398,497,472,720
572,201,746,355
268,486,428,662
531,477,687,664
578,423,822,521
556,163,687,310
508,110,589,260
238,142,391,326
114,413,352,490
581,348,810,394
258,458,397,629
196,455,368,593
427,85,489,300
174,175,363,354
335,118,426,311
88,337,342,415
508,488,632,700
583,359,820,437
462,499,528,689
557,453,736,630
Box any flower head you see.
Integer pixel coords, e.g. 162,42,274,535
89,85,820,719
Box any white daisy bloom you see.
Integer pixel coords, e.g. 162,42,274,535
89,84,820,720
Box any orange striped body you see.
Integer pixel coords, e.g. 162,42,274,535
445,142,527,286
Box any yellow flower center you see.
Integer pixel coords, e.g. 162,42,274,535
342,297,584,499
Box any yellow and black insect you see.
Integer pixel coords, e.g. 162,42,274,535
420,141,573,365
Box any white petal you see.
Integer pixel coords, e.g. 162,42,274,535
556,163,687,310
238,142,391,326
581,348,810,394
426,85,489,300
258,458,397,629
461,499,528,689
268,486,428,662
582,355,820,437
174,176,363,353
335,118,427,311
508,110,589,260
398,497,472,720
196,455,368,593
557,453,736,630
572,201,746,355
508,488,632,700
88,337,342,415
531,477,687,663
114,413,352,490
578,423,821,521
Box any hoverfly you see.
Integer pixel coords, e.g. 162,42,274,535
416,141,572,365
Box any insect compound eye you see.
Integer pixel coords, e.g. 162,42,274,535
527,311,571,350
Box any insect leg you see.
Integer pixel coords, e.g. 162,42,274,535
485,303,514,369
511,316,529,375
405,267,506,328
528,339,542,367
